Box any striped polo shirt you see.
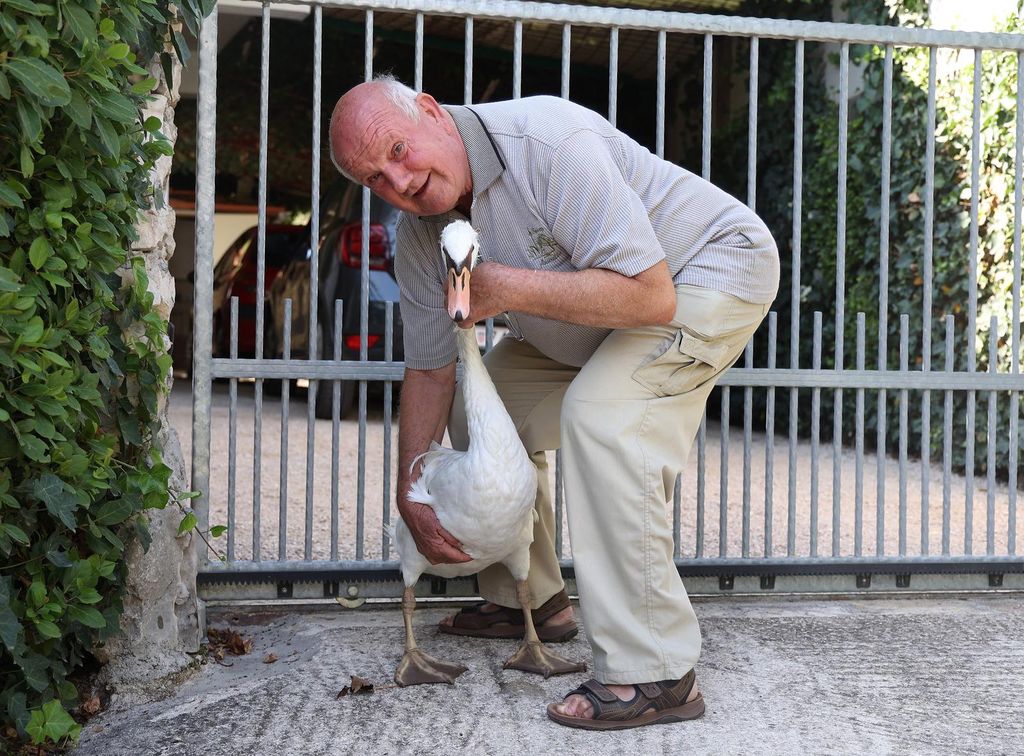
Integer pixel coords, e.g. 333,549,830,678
395,96,779,370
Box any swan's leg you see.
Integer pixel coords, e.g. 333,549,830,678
395,586,468,686
503,580,587,678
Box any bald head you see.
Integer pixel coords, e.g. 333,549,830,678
328,77,472,217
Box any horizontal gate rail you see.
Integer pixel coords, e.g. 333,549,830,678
277,0,1024,51
213,359,1024,392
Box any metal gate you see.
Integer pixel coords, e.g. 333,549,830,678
191,0,1024,604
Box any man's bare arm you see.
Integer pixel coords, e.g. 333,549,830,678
396,362,471,564
463,259,676,329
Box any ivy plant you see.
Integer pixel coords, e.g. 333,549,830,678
0,0,212,748
721,0,1023,477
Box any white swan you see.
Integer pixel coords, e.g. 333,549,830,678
391,220,585,686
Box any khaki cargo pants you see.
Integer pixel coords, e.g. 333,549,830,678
448,285,770,684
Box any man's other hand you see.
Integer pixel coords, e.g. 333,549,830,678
400,500,472,565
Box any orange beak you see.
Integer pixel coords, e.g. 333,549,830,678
447,267,472,322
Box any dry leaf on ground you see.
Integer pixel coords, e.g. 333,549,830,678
336,675,375,698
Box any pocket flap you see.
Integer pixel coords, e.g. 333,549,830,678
678,333,731,371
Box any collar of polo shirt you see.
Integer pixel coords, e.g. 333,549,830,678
418,105,506,222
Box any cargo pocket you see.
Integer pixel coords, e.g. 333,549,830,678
632,330,732,398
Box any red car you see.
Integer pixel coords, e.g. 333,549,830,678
211,224,308,357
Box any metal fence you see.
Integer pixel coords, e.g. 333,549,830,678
191,0,1024,603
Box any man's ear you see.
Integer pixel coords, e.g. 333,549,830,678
416,93,450,129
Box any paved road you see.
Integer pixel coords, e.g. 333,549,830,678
74,594,1024,755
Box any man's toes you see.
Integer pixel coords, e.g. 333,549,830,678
560,694,593,719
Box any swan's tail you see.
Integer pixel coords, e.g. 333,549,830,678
406,441,447,506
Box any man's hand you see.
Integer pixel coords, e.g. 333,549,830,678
456,261,508,327
400,499,472,565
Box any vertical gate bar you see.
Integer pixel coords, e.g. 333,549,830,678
898,315,909,556
832,41,849,559
810,312,822,557
1010,50,1023,555
279,299,292,561
305,5,323,562
191,4,217,566
986,317,998,556
920,46,936,556
855,313,865,557
764,312,777,557
719,387,730,557
513,20,522,99
702,34,712,180
252,2,272,562
555,449,564,558
876,43,894,558
742,341,753,558
608,27,618,125
228,297,238,562
383,303,394,559
656,29,666,158
965,49,983,555
747,37,758,208
561,24,571,99
942,316,954,555
414,13,424,92
787,39,804,558
696,414,706,557
331,300,343,560
464,16,474,103
673,474,682,559
357,12,374,561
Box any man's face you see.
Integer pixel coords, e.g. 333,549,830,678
333,92,470,217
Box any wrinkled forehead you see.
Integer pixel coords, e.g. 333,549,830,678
334,96,410,175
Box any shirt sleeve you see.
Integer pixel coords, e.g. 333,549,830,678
394,216,458,371
540,129,666,276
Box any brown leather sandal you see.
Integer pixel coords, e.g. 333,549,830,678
438,589,578,643
546,670,705,730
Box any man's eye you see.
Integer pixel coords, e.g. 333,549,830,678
367,173,380,185
393,142,405,157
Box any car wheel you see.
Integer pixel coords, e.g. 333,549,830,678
314,323,354,420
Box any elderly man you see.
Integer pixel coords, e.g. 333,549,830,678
330,75,778,730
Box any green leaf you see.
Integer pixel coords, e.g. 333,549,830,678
16,97,42,143
29,236,50,269
0,577,23,651
0,182,24,209
66,90,92,129
177,512,197,535
94,91,137,123
63,4,96,43
93,116,120,157
6,57,72,107
16,653,49,691
35,620,61,639
0,70,9,99
210,525,227,538
131,77,157,95
20,143,34,179
68,605,105,629
94,498,132,526
30,474,78,530
107,42,131,60
0,523,30,544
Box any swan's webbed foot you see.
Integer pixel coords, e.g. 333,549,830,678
395,648,468,686
503,640,587,679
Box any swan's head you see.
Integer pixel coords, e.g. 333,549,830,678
440,220,479,322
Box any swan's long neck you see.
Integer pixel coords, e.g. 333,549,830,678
456,327,521,459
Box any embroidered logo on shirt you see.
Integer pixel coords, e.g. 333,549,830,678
526,227,561,265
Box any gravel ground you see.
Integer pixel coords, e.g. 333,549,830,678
167,379,1023,563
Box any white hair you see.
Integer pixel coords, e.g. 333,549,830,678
329,74,420,182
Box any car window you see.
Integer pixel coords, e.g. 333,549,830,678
215,235,252,282
263,231,305,267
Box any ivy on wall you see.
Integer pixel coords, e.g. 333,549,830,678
0,0,211,748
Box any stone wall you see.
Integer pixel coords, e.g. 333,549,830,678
93,53,202,690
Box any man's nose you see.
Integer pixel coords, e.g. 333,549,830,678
383,164,414,195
